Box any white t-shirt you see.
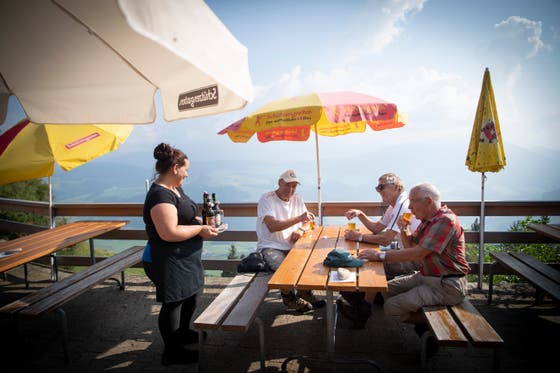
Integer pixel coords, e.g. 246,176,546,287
256,191,307,251
379,192,420,247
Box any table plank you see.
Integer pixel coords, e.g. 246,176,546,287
325,233,359,292
267,226,322,291
0,221,129,273
297,226,340,291
357,242,388,292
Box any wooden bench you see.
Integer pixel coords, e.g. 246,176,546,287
0,245,144,362
421,299,504,373
488,251,560,304
193,272,271,372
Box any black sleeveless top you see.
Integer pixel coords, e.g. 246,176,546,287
143,183,203,302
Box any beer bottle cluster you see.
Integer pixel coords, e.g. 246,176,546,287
202,191,224,228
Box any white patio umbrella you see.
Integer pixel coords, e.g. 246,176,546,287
0,0,253,125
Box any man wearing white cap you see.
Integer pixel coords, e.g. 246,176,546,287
256,169,325,313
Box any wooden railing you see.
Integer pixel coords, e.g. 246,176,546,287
1,198,559,274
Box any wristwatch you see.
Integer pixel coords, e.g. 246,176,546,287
379,252,386,261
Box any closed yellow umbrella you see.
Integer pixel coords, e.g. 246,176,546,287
466,68,506,288
466,68,506,172
0,119,132,226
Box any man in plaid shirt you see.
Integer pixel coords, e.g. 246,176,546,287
359,182,470,322
358,182,469,356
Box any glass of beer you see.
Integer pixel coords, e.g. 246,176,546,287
309,220,316,230
347,221,356,230
402,212,413,224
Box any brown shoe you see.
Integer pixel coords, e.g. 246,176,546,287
336,297,370,329
282,292,312,313
297,290,327,308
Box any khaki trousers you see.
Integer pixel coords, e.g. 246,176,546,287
384,272,468,322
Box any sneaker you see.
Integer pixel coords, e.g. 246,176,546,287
297,290,327,309
336,298,370,329
282,293,312,313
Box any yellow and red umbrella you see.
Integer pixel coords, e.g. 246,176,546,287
0,119,132,225
218,91,406,222
465,68,506,289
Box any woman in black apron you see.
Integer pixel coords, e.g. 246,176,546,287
143,143,218,366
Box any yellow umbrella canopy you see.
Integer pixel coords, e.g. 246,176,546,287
0,119,132,185
466,68,506,172
219,91,405,143
218,91,406,222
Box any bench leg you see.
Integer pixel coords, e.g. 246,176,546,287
493,347,503,373
420,331,432,373
56,308,69,363
107,271,126,290
50,254,58,282
24,263,29,288
488,262,496,304
535,287,545,305
198,329,207,372
121,270,126,290
255,317,266,372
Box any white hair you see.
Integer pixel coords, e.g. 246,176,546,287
411,182,441,208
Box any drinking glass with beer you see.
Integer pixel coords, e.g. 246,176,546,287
309,220,316,230
402,212,413,224
347,221,356,231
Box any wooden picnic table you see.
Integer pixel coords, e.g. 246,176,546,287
268,225,387,366
0,220,129,279
527,223,560,242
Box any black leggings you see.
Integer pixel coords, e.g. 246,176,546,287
159,294,197,351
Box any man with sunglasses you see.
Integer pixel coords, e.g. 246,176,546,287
338,173,420,328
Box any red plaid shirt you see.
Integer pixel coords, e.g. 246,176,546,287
412,206,470,276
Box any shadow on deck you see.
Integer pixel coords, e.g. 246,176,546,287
1,264,558,372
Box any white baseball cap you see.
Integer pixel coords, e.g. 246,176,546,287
279,169,300,184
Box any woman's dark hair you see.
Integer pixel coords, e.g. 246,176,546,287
153,143,188,175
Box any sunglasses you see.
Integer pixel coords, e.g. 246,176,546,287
375,183,393,192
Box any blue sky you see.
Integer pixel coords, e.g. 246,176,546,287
3,0,560,203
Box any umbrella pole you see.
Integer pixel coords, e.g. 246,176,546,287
49,176,54,229
478,172,486,289
314,124,322,225
48,176,58,282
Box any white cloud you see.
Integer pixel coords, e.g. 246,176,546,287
494,16,551,59
366,0,426,53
